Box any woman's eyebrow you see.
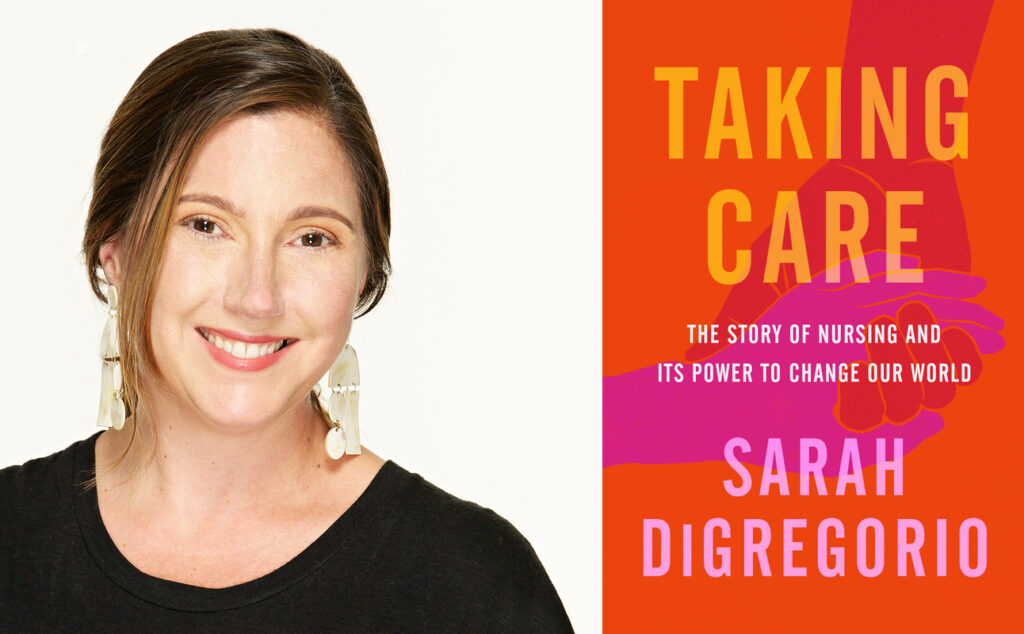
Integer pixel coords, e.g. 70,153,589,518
288,205,355,232
178,192,355,231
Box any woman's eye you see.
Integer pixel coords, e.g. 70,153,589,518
293,232,334,248
189,218,223,235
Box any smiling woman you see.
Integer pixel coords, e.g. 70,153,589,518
0,28,573,631
130,110,366,439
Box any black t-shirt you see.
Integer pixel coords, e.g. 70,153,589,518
0,432,573,632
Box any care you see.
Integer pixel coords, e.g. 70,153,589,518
708,189,924,285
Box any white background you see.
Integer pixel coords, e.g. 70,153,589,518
0,1,600,630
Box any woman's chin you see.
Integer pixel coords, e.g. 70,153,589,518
195,396,301,432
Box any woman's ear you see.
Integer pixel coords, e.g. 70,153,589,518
98,240,124,288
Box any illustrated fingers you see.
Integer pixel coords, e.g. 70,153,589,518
861,296,1004,333
837,269,987,308
936,320,1004,354
864,316,921,424
898,302,954,409
913,270,987,299
806,251,905,286
849,294,1002,353
810,251,910,287
942,327,982,385
835,360,884,432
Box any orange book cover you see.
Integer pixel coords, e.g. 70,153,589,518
604,1,1022,630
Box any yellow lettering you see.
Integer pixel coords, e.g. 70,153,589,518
861,67,907,159
706,67,753,159
767,67,811,159
708,189,752,284
654,67,699,159
825,191,869,282
826,66,841,159
885,191,924,282
764,191,810,283
925,65,968,160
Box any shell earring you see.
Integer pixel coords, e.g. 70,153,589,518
316,343,361,459
96,284,127,430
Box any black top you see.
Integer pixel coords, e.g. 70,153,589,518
0,433,573,632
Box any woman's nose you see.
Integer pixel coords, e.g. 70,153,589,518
224,246,284,320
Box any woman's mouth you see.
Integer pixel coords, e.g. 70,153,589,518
196,327,294,360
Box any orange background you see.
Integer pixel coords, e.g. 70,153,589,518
604,0,1024,630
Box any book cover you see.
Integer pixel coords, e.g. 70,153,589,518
604,1,1021,629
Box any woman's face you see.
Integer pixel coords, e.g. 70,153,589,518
147,109,365,430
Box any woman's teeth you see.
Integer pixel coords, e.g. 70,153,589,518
200,329,286,359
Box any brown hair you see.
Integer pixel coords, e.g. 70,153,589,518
81,28,390,447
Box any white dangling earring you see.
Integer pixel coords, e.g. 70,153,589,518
96,284,127,430
317,343,361,459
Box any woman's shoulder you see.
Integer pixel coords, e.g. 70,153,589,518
0,435,86,514
0,435,89,591
386,462,536,560
367,461,573,631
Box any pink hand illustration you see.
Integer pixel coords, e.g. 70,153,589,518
603,252,1004,473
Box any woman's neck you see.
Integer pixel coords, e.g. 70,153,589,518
96,388,330,518
91,383,386,588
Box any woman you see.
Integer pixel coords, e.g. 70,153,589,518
0,28,573,631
